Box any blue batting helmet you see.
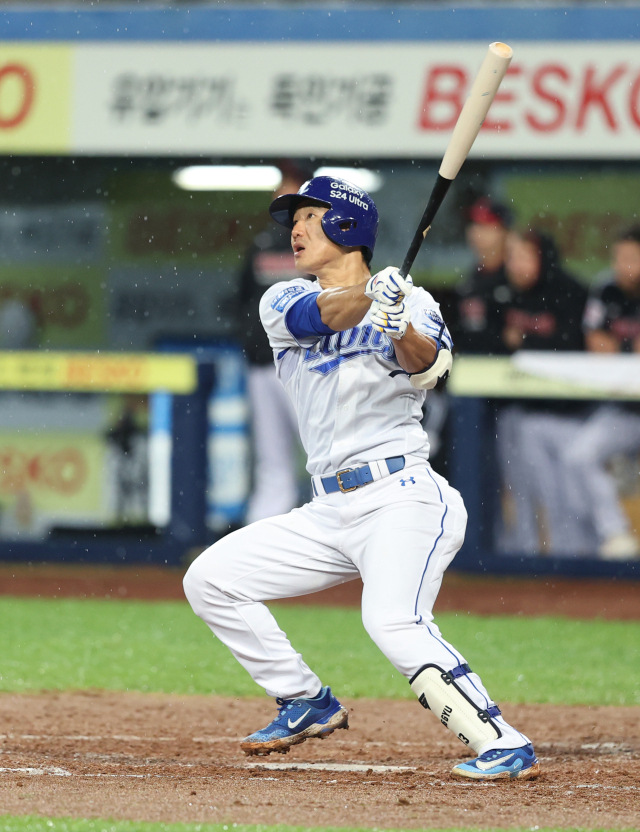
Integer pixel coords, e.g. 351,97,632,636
269,176,378,262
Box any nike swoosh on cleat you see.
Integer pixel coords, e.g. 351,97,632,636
476,752,515,771
287,709,311,730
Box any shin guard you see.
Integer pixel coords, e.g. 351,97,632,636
410,663,502,752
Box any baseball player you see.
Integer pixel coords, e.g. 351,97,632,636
494,229,590,556
184,176,540,781
239,162,313,523
456,198,512,355
563,225,640,559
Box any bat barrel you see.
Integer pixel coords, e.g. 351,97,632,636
439,42,513,181
398,42,512,279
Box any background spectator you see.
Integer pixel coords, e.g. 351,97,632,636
456,198,512,354
562,225,640,560
495,229,591,555
238,161,313,524
497,230,586,353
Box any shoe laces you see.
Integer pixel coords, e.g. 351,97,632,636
481,748,512,761
275,697,300,716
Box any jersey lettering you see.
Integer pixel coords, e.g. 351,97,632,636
271,284,306,312
424,309,445,329
303,324,395,375
338,328,359,350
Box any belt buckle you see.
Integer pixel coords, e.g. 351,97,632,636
336,468,357,493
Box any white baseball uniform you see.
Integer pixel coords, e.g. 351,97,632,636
184,277,528,753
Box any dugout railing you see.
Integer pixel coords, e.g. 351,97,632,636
448,353,640,579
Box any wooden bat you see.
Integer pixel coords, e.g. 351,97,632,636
399,41,513,278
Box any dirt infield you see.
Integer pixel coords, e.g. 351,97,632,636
1,691,639,829
2,563,639,828
1,561,640,619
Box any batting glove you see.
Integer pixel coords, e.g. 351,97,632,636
365,266,413,305
370,299,411,340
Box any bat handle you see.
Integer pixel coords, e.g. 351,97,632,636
399,174,453,278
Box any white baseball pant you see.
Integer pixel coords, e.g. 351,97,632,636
519,411,596,554
496,406,595,555
564,404,640,542
184,459,529,753
246,364,300,524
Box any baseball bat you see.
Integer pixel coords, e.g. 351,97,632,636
399,41,513,278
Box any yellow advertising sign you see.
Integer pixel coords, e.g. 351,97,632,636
0,351,197,394
0,431,104,517
0,43,71,153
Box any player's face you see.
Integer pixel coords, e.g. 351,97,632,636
613,241,640,293
505,234,540,291
291,202,344,273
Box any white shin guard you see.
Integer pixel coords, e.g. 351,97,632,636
410,663,502,753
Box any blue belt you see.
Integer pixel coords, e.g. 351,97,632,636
314,456,405,495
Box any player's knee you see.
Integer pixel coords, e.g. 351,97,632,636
182,546,229,616
182,554,208,614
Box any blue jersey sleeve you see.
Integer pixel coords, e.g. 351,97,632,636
285,292,336,339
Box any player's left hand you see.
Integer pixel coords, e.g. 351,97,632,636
370,299,410,340
365,267,413,305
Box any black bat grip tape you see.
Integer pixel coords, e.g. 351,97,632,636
399,174,453,278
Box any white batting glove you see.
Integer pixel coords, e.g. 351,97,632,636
370,299,411,340
365,266,413,305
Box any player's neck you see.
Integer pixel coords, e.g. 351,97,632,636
315,252,370,290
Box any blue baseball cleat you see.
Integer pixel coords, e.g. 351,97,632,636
451,743,541,781
240,686,349,756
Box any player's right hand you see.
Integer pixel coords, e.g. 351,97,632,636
370,298,411,340
365,267,413,305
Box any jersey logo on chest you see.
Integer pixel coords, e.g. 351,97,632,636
303,325,395,375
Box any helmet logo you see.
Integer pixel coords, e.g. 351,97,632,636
329,187,369,212
350,195,369,211
330,180,364,197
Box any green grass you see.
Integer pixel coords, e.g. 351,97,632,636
0,597,639,705
0,819,633,832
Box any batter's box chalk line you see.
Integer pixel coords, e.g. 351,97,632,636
245,762,417,772
1,765,639,790
0,733,436,747
0,766,72,776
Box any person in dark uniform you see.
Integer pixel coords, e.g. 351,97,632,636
239,161,313,523
562,225,640,559
496,229,586,353
582,225,640,353
495,229,591,555
426,199,511,477
456,198,512,354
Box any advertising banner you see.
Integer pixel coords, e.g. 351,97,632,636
0,351,197,394
71,42,640,159
0,44,71,153
0,430,106,538
3,40,640,158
